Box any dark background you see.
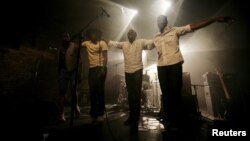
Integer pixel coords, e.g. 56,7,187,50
0,0,249,123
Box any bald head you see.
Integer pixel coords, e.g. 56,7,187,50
157,15,168,33
127,29,137,43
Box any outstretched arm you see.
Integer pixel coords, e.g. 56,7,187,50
141,39,155,50
107,40,123,49
190,16,234,31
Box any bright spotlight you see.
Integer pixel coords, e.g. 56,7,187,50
101,0,138,41
146,64,158,74
152,0,172,15
121,7,125,13
142,50,147,58
121,7,138,17
115,7,138,40
131,9,138,16
162,0,172,12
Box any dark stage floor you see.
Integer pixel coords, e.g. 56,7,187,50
1,103,247,141
40,104,211,141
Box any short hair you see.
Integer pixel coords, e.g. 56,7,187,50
127,29,137,38
85,28,102,39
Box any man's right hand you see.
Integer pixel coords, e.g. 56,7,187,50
216,16,235,23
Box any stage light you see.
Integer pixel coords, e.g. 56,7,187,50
142,50,147,66
152,0,172,15
146,64,158,74
100,0,139,41
142,50,147,58
115,7,138,40
130,8,138,16
121,7,138,20
160,0,172,14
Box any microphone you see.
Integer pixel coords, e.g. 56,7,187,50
101,7,110,18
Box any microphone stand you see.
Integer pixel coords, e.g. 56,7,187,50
69,11,105,128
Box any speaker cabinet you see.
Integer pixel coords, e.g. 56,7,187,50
202,72,225,120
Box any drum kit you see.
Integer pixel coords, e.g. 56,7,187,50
117,73,161,111
117,79,128,108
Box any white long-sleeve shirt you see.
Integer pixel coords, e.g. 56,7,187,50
109,39,154,73
153,25,192,66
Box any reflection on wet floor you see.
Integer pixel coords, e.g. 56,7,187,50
41,103,214,141
47,104,165,131
139,116,164,131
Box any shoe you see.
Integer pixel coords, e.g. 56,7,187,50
58,116,66,123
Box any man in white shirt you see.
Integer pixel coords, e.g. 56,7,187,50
107,29,154,134
154,15,234,132
81,28,108,123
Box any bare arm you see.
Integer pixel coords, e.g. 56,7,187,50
190,16,234,31
103,50,108,67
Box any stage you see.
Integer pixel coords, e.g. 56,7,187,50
41,104,209,141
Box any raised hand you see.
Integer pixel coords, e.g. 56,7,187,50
216,16,235,23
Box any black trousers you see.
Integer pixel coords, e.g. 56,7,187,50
125,69,142,127
157,62,183,127
88,67,107,118
58,69,75,96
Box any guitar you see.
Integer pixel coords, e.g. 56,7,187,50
215,68,233,120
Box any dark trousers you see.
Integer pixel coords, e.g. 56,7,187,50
157,62,183,127
58,69,75,96
88,67,107,118
125,69,142,128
